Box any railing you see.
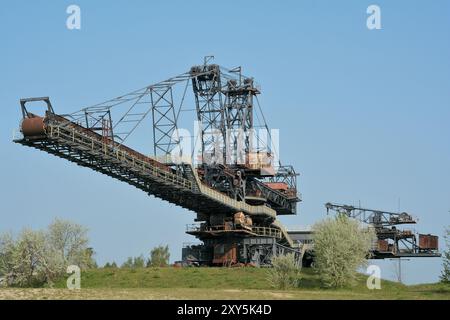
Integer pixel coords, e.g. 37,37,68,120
186,223,282,239
48,124,193,190
195,173,277,218
186,224,235,233
252,226,282,239
17,118,278,219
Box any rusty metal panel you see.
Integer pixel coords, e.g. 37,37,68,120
264,182,289,191
212,244,237,265
419,234,439,250
377,240,389,251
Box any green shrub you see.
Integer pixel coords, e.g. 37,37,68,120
313,215,376,288
440,227,450,283
147,245,170,267
267,253,301,290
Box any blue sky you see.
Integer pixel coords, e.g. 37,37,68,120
1,0,449,284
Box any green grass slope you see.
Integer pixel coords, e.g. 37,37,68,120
17,267,443,300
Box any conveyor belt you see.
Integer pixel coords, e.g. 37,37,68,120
15,114,296,246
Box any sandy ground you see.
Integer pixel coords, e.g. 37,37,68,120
1,287,448,300
0,288,356,300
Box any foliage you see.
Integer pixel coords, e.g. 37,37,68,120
85,248,97,269
121,256,146,269
133,255,146,268
47,218,95,269
0,219,94,287
148,245,170,267
267,253,301,289
312,214,376,288
103,261,118,268
121,257,134,268
0,233,15,278
440,227,450,283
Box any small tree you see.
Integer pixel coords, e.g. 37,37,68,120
440,227,450,283
267,253,301,290
133,255,145,268
0,219,94,287
148,245,170,267
84,248,97,269
47,218,90,268
122,257,134,268
9,229,54,287
0,233,16,279
313,215,376,288
121,256,146,268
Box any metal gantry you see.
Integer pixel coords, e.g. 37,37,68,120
325,202,440,258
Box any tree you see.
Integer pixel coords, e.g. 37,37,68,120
0,233,15,278
84,248,97,269
47,218,91,268
440,227,450,283
104,261,118,268
313,215,376,288
148,245,170,267
267,253,301,290
133,255,145,268
121,255,149,268
0,219,95,287
12,229,47,286
121,257,134,268
8,229,57,287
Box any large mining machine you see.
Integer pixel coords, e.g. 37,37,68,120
14,58,302,267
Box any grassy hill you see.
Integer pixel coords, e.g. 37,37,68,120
1,267,448,300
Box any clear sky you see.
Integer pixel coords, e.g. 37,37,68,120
1,0,449,285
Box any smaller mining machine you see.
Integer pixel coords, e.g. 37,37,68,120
325,203,440,259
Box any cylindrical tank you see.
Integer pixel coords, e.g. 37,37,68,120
21,116,46,137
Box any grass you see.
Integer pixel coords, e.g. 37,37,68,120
0,267,449,300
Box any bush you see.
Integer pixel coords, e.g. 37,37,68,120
313,215,376,288
121,257,134,268
10,229,53,287
121,256,146,268
0,219,94,287
147,245,170,267
440,227,450,283
0,233,15,280
267,253,301,290
133,255,145,268
48,218,92,268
